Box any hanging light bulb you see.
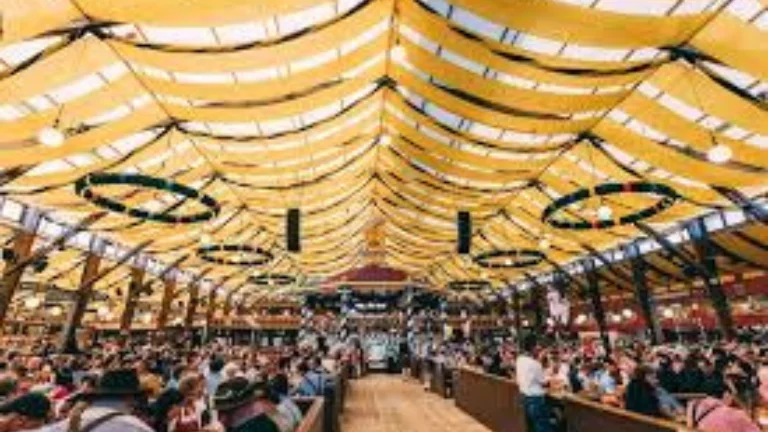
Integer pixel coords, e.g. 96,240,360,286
597,204,613,221
539,238,551,250
622,308,634,319
504,258,513,266
380,135,392,146
97,305,110,317
49,305,63,317
707,144,732,164
391,44,407,62
575,314,588,325
37,126,66,148
24,296,41,310
200,233,212,244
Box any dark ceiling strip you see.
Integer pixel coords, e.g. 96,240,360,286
732,231,768,253
711,240,768,270
199,79,344,109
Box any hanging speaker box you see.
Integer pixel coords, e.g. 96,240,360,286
287,208,301,252
457,211,471,254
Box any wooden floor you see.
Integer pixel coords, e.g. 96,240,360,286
341,374,492,432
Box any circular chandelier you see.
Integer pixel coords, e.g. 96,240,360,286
197,244,273,266
541,181,679,230
75,173,220,224
474,249,545,269
249,273,296,287
447,280,491,292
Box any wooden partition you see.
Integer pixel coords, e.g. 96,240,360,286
562,396,694,432
454,368,695,432
294,397,325,432
454,368,527,432
429,360,453,398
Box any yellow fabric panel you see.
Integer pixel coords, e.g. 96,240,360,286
108,0,391,72
649,62,768,135
0,0,81,46
385,96,565,153
738,225,768,244
391,65,594,133
0,104,167,168
388,139,531,184
165,67,384,122
594,120,767,187
377,171,499,217
400,0,649,88
387,113,553,173
78,0,328,27
449,0,711,48
0,36,118,104
401,38,625,114
219,134,374,176
691,12,768,80
140,35,388,102
0,77,147,145
239,168,372,204
620,93,768,169
715,235,768,268
377,151,510,204
213,119,378,165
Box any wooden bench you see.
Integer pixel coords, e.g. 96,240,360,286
562,395,695,432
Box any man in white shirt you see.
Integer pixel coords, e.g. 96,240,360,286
516,334,552,432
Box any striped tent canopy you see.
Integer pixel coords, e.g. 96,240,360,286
0,0,766,319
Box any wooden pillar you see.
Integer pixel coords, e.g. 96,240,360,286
626,244,663,345
0,231,36,331
120,268,145,332
156,278,176,329
512,287,522,348
60,253,101,353
584,259,611,355
204,289,216,342
687,218,735,340
185,283,200,330
531,285,546,334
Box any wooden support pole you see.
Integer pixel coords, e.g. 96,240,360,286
156,278,176,330
60,253,101,353
512,287,522,348
626,244,663,345
184,283,200,330
0,230,36,331
584,260,611,355
120,267,145,332
686,218,735,340
204,289,216,342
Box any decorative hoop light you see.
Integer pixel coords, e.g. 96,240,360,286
474,249,545,269
197,244,273,266
249,273,296,287
447,280,491,292
75,173,220,224
541,182,679,230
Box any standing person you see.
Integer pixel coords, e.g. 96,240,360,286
516,334,551,432
0,392,51,431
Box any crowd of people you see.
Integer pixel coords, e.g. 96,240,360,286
414,330,768,432
0,334,354,432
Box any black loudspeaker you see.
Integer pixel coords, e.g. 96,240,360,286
287,208,301,252
457,211,471,254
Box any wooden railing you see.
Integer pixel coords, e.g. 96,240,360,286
294,397,325,432
454,368,696,432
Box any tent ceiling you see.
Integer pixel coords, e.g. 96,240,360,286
0,0,766,304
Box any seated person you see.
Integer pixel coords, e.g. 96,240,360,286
214,377,281,432
687,376,761,432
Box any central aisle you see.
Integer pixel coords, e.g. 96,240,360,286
341,374,492,432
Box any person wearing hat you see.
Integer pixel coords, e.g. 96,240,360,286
214,377,281,432
37,369,154,432
0,392,51,431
